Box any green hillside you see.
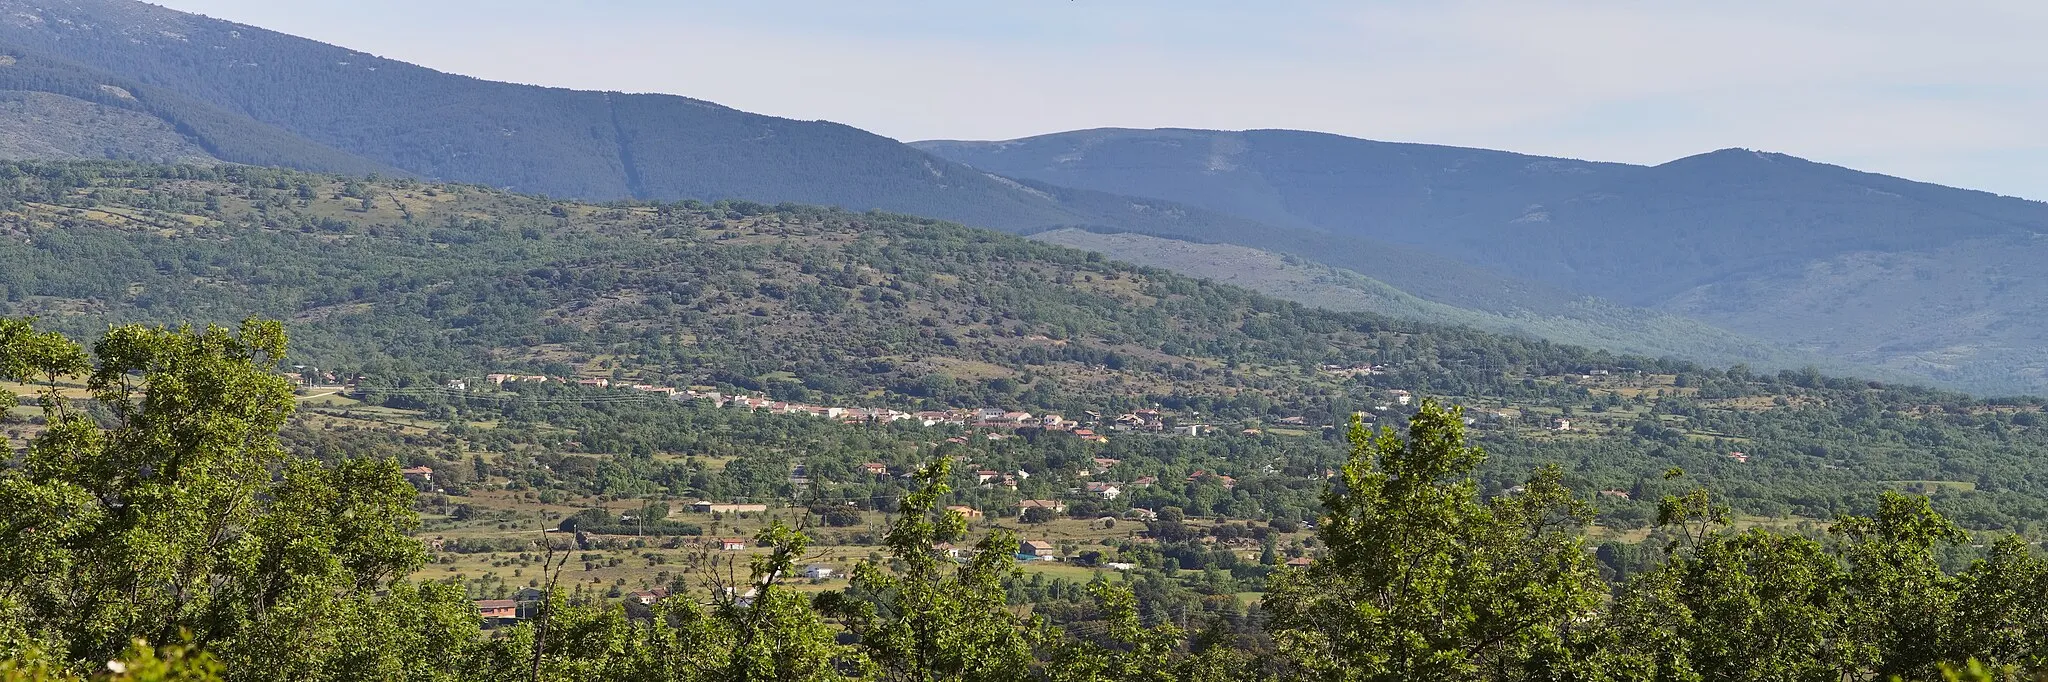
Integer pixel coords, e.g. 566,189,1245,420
8,161,2048,532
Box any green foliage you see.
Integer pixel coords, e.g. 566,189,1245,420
0,319,453,679
820,460,1036,681
1263,400,1606,680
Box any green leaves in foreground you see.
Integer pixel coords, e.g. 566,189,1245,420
0,319,442,678
1263,399,1606,681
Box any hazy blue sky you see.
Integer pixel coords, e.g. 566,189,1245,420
157,1,2048,199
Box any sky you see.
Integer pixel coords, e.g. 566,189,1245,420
155,0,2048,200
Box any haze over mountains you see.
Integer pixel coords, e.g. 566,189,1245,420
0,0,2042,392
918,130,2048,392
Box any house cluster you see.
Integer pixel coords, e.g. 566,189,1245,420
476,372,1154,438
1318,363,1388,377
465,372,1350,448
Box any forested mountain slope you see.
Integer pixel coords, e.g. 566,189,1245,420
8,161,2048,530
0,42,397,173
0,160,1650,414
920,129,2048,394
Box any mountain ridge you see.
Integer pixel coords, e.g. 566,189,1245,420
918,127,2048,394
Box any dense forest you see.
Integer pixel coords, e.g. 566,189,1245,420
3,320,2046,681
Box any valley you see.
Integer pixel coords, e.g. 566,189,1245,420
0,1,2044,678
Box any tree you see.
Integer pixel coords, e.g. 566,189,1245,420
1262,399,1605,681
1022,506,1055,525
1833,492,1969,679
1950,534,2048,672
1601,529,1848,681
1596,471,1851,681
0,319,463,679
818,459,1036,681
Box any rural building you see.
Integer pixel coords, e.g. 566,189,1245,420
861,462,889,476
718,538,748,551
399,466,434,483
1085,482,1122,500
1015,500,1066,515
626,587,670,605
475,599,518,622
803,565,837,580
946,505,983,519
691,501,769,514
1019,540,1058,558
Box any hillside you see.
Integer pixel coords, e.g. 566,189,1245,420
0,43,399,173
0,160,1641,415
1030,228,1842,372
919,129,2048,394
9,161,2048,532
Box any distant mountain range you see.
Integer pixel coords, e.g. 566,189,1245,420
916,130,2048,392
0,0,2042,393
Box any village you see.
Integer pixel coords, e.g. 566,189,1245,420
279,368,1703,625
458,371,1307,437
